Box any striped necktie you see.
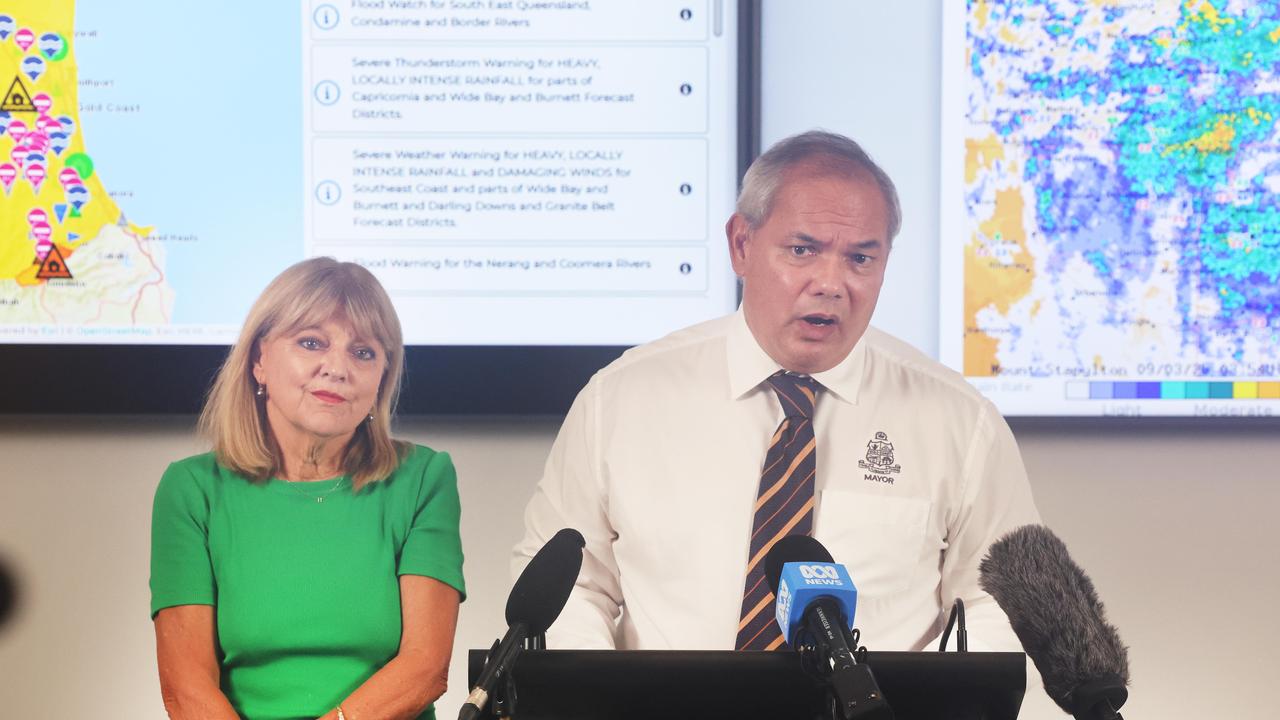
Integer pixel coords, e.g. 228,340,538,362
735,371,820,651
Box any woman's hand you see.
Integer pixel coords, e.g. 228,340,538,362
154,605,240,719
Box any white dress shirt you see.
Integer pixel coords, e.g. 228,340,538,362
515,309,1041,653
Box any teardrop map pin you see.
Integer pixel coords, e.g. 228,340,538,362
7,119,27,144
22,56,45,83
25,162,46,192
38,33,64,61
0,164,16,194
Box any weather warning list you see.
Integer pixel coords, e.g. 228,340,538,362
302,0,743,345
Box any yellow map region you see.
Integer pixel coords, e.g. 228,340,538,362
0,2,124,283
964,134,1035,376
0,0,170,327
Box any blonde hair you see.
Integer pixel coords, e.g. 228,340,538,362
198,257,409,489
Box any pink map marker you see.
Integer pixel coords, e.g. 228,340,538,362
59,167,80,186
0,164,16,194
27,208,48,226
32,93,53,114
7,119,27,144
35,239,53,262
15,28,33,52
10,146,27,168
35,114,54,132
24,131,49,152
26,162,46,192
32,222,52,244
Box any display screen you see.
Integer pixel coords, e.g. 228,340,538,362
941,1,1280,418
0,0,754,412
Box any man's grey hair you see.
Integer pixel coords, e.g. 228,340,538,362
735,130,902,241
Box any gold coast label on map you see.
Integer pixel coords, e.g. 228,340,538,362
0,3,171,333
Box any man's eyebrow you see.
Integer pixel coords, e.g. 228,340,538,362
791,232,885,251
849,238,885,251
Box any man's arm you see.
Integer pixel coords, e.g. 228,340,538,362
514,377,623,648
937,401,1041,651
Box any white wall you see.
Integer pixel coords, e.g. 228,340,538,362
2,417,1279,719
760,2,946,356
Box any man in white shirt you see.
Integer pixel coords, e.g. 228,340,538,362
514,130,1040,654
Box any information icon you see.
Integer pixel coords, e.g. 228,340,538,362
315,181,342,206
314,4,340,30
314,81,340,106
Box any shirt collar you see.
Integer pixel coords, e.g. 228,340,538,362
725,306,867,405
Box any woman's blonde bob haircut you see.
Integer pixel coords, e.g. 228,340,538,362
198,257,409,489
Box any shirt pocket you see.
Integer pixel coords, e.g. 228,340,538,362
814,490,931,599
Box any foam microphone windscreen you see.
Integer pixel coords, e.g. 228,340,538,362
979,525,1130,715
505,528,586,635
765,534,834,596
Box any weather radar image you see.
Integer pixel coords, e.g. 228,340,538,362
942,0,1280,417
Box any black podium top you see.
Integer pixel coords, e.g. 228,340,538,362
466,649,1026,720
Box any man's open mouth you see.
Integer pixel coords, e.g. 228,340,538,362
803,315,836,326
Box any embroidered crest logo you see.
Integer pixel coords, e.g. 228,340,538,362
857,431,901,474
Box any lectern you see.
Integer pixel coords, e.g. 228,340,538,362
466,649,1025,720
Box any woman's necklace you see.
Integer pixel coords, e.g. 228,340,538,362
283,475,347,503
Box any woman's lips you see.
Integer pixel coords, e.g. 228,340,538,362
311,390,345,404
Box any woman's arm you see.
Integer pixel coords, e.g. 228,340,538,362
154,605,240,720
319,574,461,720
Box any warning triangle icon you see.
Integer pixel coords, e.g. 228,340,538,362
36,245,73,279
1,76,36,113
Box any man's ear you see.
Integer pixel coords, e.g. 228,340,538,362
726,214,752,276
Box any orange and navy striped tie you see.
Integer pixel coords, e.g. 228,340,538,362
735,371,820,651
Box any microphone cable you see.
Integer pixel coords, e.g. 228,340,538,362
937,598,967,652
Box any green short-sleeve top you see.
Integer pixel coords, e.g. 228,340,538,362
150,444,465,720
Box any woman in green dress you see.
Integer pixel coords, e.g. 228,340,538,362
151,257,464,720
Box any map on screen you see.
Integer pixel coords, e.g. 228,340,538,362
0,0,741,346
942,0,1280,417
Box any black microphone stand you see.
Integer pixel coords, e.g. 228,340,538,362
487,633,545,719
794,604,893,720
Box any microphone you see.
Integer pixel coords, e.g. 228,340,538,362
979,525,1130,720
0,556,16,631
458,528,585,720
765,536,892,720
